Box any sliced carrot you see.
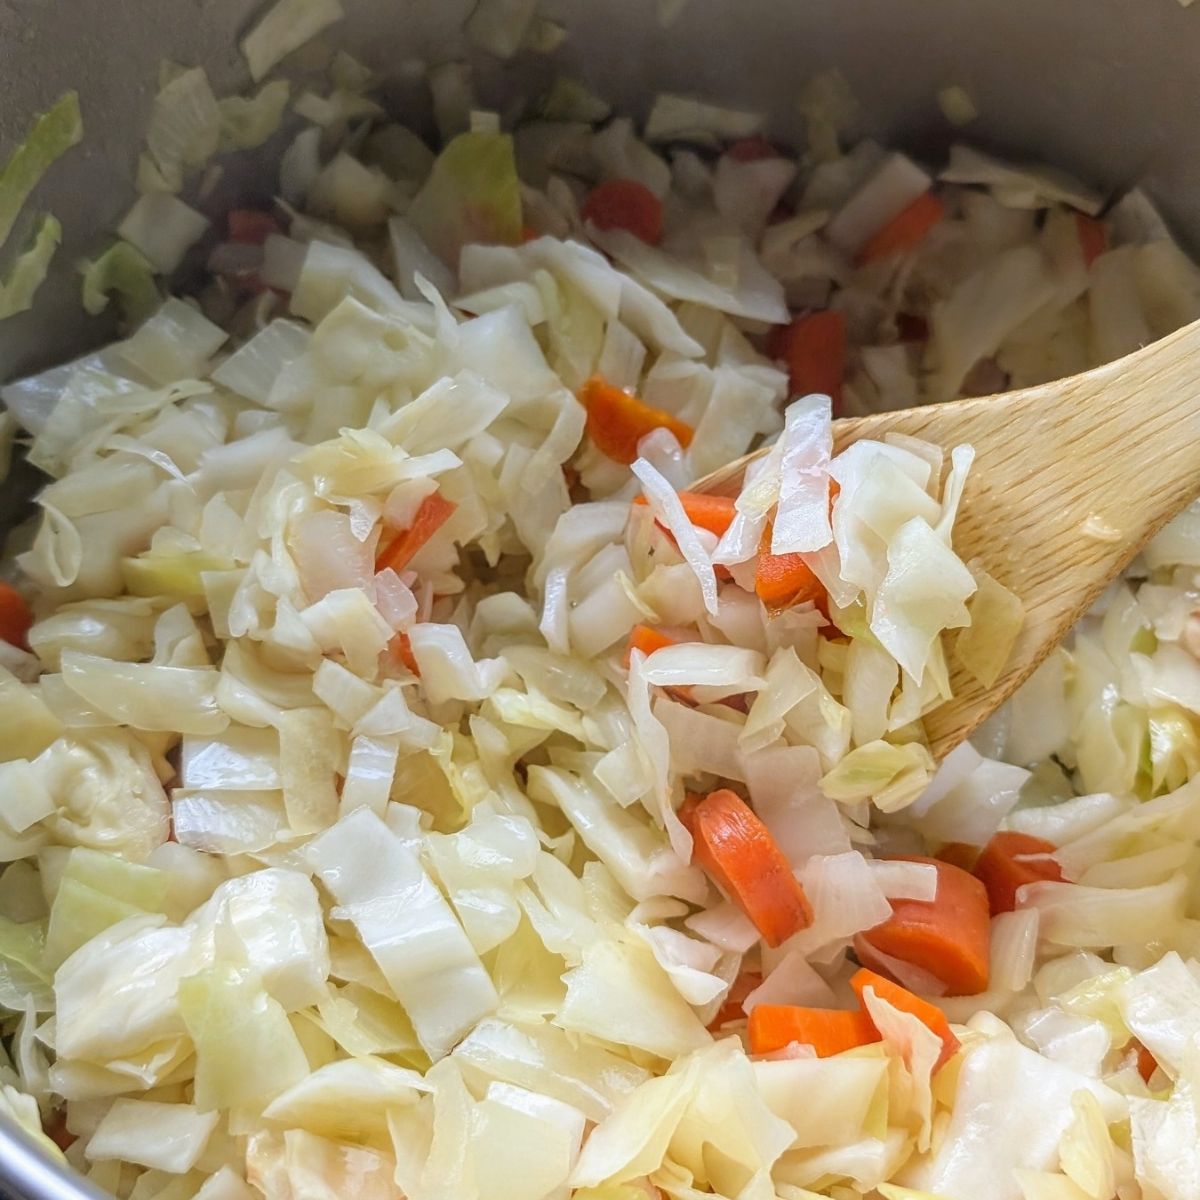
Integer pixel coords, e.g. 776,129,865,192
227,209,283,245
1133,1040,1158,1084
0,582,33,650
855,856,991,997
375,492,458,576
623,624,679,670
936,842,981,872
680,788,813,948
850,967,960,1072
386,631,420,677
973,831,1063,915
581,178,664,244
520,225,539,243
727,137,780,163
1076,213,1107,269
748,1005,881,1058
578,375,694,465
633,490,737,537
858,191,946,264
755,518,826,614
709,970,763,1030
767,310,846,408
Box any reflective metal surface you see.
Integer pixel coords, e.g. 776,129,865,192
1,0,1199,1195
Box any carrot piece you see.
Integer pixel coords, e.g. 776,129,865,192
973,831,1063,915
709,970,763,1030
680,788,813,948
850,967,960,1072
633,490,737,537
227,209,282,245
1076,213,1107,269
1133,1040,1158,1084
578,375,694,465
727,137,779,163
855,856,991,997
748,1005,881,1057
857,191,946,264
623,624,679,669
375,492,458,576
581,178,664,244
936,842,981,872
520,225,539,243
0,582,33,650
386,631,420,677
767,310,846,408
755,519,826,614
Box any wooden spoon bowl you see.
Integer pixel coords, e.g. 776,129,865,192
693,318,1200,760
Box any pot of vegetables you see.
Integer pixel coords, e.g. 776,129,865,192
2,1,1200,1199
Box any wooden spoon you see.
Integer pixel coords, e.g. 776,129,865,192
693,317,1200,761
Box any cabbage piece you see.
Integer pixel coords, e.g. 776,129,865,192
906,1035,1125,1200
86,1099,218,1172
772,395,833,556
755,1055,889,1151
44,848,168,968
179,961,311,1113
540,77,612,124
464,0,538,57
248,1130,398,1200
1116,952,1200,1079
307,808,498,1059
939,144,1104,215
592,226,789,325
240,0,346,81
408,131,522,266
211,319,310,406
956,562,1025,688
0,214,60,319
455,1018,650,1122
188,869,329,1012
53,912,196,1068
263,1057,427,1143
140,66,220,194
60,650,226,735
117,192,209,274
219,80,291,150
119,295,227,385
79,241,161,325
1129,1038,1200,1200
825,152,932,255
556,934,711,1060
1020,874,1187,949
927,245,1058,401
871,516,977,683
643,94,763,144
820,739,935,814
0,91,82,253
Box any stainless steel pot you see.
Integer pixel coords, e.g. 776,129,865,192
1,0,1199,1195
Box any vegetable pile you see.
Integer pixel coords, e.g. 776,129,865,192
1,8,1200,1200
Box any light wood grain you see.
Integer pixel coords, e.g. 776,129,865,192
694,317,1200,761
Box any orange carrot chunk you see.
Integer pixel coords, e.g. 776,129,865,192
386,631,421,677
709,970,764,1030
936,842,981,872
767,310,846,407
623,624,679,669
680,788,814,948
850,967,960,1072
755,518,826,613
0,582,33,650
858,191,946,264
579,375,694,465
1076,213,1108,269
973,831,1064,915
1134,1040,1158,1084
855,856,991,997
748,1005,881,1057
581,178,664,244
227,209,283,245
376,492,458,576
633,490,737,537
726,137,780,163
